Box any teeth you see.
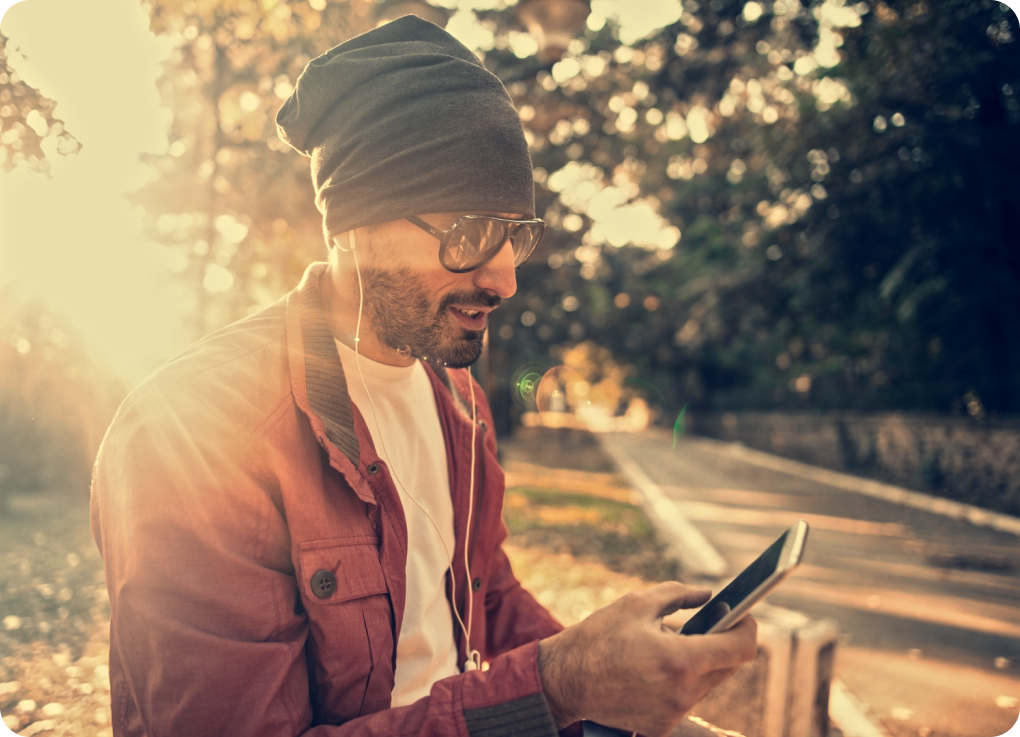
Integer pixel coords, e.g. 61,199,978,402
458,309,480,317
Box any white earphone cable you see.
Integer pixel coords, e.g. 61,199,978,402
464,376,480,671
348,230,481,672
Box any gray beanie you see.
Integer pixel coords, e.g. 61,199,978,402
275,16,536,236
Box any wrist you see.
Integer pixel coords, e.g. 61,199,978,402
538,633,583,729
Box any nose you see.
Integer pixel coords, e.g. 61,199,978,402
472,237,517,299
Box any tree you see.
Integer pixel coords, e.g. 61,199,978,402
0,32,81,173
135,0,1019,418
0,291,122,505
481,0,1019,416
131,0,377,336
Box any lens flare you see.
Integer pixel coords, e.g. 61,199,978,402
673,404,688,449
511,362,547,410
535,365,587,416
624,378,667,406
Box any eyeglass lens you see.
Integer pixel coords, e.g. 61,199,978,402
444,219,542,271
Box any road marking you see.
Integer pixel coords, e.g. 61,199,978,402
778,578,1020,639
664,486,808,509
672,500,909,537
684,436,1020,537
596,435,727,578
848,557,1020,595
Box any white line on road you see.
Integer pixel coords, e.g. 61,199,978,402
685,436,1020,537
595,435,727,578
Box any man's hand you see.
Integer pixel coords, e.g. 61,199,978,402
537,582,758,737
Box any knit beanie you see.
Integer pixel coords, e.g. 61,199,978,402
275,15,536,237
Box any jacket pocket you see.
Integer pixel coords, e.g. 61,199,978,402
297,538,394,724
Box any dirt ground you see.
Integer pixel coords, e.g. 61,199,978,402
0,427,677,736
0,493,112,736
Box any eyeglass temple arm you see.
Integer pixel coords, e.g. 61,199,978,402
406,216,446,241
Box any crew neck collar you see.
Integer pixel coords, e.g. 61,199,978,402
335,338,419,381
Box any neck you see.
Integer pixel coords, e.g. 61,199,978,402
319,259,416,368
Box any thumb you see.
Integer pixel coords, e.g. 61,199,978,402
631,581,712,621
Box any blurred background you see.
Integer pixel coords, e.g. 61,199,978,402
1,0,1019,735
2,0,1019,513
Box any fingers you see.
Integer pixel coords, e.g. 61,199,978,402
672,614,758,671
625,581,713,620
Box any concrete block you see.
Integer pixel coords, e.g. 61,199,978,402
687,604,839,737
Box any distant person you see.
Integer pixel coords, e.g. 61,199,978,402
90,16,756,737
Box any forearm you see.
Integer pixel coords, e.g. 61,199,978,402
537,633,585,730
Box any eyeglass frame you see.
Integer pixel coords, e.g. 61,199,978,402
405,214,545,273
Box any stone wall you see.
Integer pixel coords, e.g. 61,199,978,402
686,411,1020,517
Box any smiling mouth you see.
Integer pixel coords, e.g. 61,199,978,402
449,306,492,329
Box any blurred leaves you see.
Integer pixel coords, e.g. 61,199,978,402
0,33,81,174
137,0,1020,415
0,293,122,502
130,0,377,335
486,0,1020,415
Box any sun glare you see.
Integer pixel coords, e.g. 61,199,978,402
0,0,183,383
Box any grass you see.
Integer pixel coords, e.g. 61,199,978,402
504,485,678,584
497,427,682,626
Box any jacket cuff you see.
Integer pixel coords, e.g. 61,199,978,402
464,692,558,737
458,640,559,737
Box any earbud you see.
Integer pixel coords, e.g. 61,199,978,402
333,231,356,252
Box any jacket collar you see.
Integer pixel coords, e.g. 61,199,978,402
287,263,361,467
285,262,471,469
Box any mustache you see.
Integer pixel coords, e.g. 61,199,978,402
438,290,502,312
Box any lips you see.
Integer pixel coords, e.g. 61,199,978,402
449,306,490,331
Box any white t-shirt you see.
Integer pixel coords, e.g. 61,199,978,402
336,340,460,707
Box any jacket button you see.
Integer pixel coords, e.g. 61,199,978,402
311,570,337,599
472,577,482,592
367,463,380,476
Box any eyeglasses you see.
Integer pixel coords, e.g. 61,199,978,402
406,214,545,273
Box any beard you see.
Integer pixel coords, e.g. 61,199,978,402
360,266,500,368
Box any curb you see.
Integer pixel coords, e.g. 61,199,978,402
685,436,1020,537
828,678,888,737
595,434,727,578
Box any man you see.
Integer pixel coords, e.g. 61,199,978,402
90,16,756,737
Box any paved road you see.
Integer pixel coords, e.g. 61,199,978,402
603,430,1020,737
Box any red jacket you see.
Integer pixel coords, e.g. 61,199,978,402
91,263,565,736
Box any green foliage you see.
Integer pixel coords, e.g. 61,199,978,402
137,0,1020,416
484,0,1019,415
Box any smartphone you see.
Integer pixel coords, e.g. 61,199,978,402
581,522,809,737
680,520,809,636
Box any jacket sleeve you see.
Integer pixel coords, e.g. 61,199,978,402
91,382,560,737
484,524,565,658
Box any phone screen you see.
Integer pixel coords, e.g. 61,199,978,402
679,528,790,636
